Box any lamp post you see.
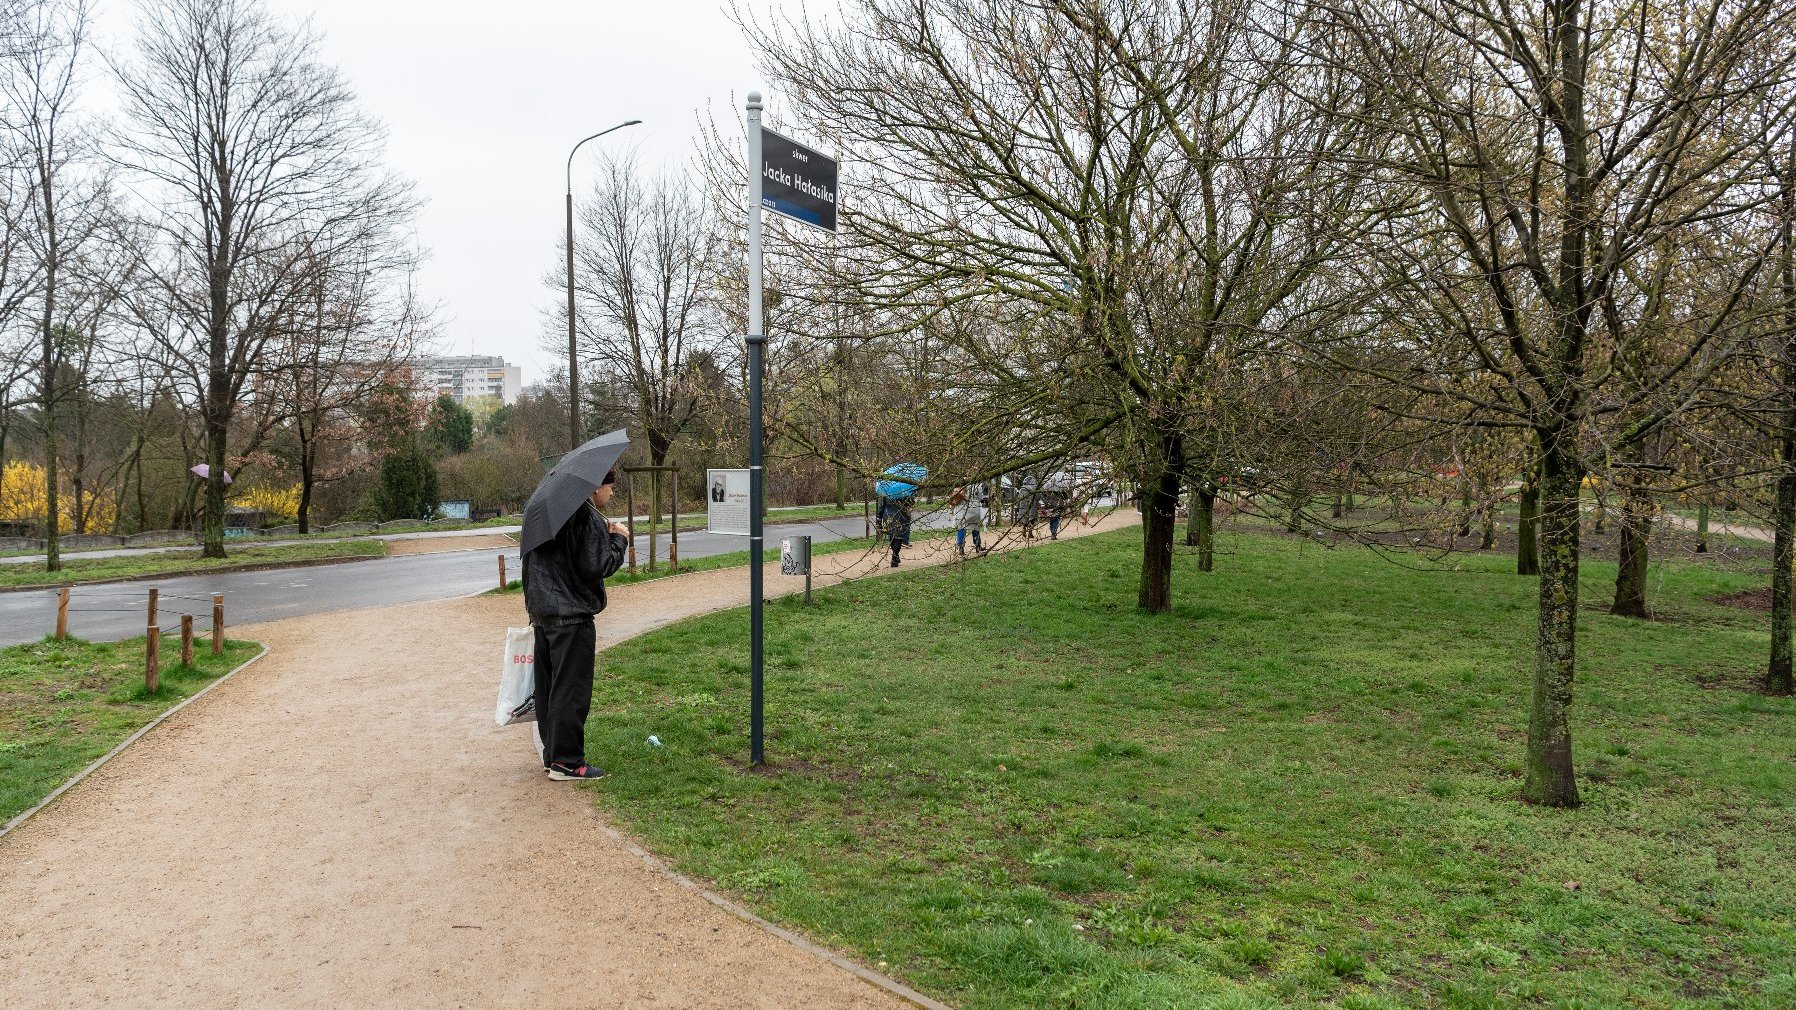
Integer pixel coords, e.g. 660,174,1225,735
565,120,642,449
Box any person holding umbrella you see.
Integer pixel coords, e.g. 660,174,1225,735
875,463,925,568
520,430,632,781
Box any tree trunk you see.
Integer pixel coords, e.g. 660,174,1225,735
72,392,88,535
1195,483,1215,572
1479,483,1497,550
1456,486,1472,539
1695,499,1710,553
201,406,228,558
835,463,846,510
1331,493,1344,520
1184,483,1201,546
133,434,147,533
1137,436,1184,613
647,427,671,570
1610,481,1653,618
1769,467,1794,694
1517,461,1539,575
1524,438,1582,807
40,303,59,573
297,434,315,535
1769,165,1796,694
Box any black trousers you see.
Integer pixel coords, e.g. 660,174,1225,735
533,620,595,767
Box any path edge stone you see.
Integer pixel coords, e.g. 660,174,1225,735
593,819,957,1010
0,643,272,841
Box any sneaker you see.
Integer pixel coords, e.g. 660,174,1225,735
547,762,607,781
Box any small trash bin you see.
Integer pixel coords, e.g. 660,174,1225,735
780,535,811,575
781,535,814,604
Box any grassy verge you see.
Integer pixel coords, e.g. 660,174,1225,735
489,527,957,594
0,517,521,558
610,501,877,536
272,516,521,539
0,633,262,823
0,539,388,589
579,527,1795,1010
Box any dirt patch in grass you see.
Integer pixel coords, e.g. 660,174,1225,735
386,533,515,556
1708,587,1783,611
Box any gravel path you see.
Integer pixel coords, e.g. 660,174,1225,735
1657,510,1774,543
0,511,1134,1008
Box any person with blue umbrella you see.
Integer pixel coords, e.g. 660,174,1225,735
875,463,926,568
519,430,632,780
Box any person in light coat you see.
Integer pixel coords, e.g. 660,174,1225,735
950,484,988,556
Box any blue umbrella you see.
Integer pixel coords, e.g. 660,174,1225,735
875,462,927,500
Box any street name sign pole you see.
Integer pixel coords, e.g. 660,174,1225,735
746,92,766,766
745,90,837,766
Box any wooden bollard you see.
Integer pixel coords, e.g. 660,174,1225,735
181,614,194,667
56,587,69,640
146,626,160,692
498,554,507,591
212,594,224,655
147,587,158,628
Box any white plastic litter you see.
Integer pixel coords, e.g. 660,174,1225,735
495,627,536,726
647,735,662,747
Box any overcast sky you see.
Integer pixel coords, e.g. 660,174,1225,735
98,0,780,385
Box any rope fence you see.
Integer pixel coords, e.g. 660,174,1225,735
49,585,229,687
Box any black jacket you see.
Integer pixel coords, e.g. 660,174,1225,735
523,503,629,625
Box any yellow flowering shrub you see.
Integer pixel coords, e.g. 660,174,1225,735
0,460,118,530
233,483,302,521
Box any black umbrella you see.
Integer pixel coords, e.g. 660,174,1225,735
519,429,631,555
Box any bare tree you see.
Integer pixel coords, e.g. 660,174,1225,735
0,152,41,479
739,0,1374,611
6,0,96,568
1317,0,1796,805
555,151,720,521
111,0,415,556
277,235,427,533
1764,130,1796,693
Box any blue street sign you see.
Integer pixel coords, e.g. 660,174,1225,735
761,127,837,232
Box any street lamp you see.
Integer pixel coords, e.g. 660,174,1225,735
565,119,642,449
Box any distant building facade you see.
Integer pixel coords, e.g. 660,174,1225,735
417,355,523,406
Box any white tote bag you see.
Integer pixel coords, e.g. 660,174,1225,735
495,626,537,726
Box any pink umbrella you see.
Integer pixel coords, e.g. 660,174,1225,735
190,463,233,485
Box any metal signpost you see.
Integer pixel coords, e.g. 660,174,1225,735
746,91,837,766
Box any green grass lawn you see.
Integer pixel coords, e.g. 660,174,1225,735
0,633,261,823
0,539,387,589
578,527,1795,1010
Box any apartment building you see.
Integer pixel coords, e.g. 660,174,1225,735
416,355,523,406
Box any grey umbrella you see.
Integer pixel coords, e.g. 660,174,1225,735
519,428,631,556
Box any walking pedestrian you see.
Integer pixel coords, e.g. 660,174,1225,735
522,469,630,780
878,495,912,567
1043,491,1064,539
950,484,987,556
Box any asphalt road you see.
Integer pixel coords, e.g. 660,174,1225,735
0,511,950,647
